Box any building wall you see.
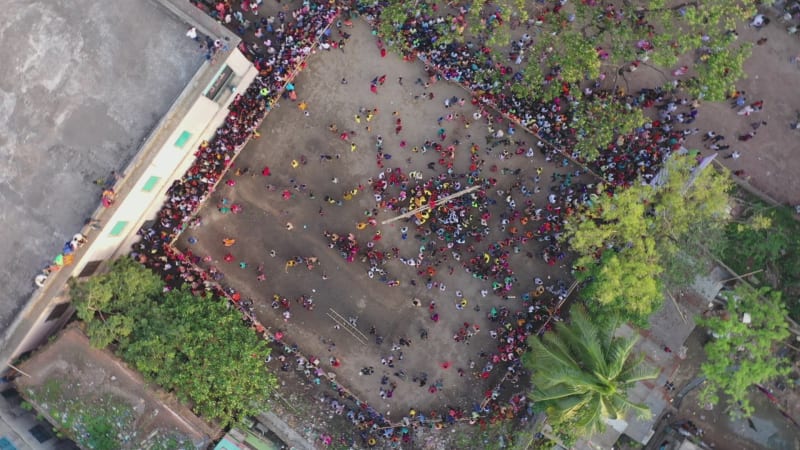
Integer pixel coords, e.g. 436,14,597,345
0,49,257,372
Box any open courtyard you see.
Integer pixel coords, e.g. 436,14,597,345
145,0,800,447
174,18,578,416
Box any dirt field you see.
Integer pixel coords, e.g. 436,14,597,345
175,18,577,417
687,15,800,206
173,2,800,447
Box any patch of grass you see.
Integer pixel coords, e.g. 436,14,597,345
24,381,136,449
28,379,63,406
83,414,117,450
148,432,194,450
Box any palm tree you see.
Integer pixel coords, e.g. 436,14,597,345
523,305,658,439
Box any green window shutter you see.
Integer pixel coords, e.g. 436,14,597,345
109,221,129,237
142,176,160,192
174,131,192,148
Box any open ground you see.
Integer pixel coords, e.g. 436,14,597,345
175,18,581,417
170,1,800,447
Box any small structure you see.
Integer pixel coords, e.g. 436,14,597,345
576,267,728,449
13,325,219,449
214,426,281,450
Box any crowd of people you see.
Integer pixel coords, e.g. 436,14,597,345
356,0,698,191
132,0,341,359
130,3,436,446
133,1,337,282
125,0,726,447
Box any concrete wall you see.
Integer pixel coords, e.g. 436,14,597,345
86,50,256,264
0,48,257,372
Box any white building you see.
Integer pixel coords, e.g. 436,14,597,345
0,0,257,379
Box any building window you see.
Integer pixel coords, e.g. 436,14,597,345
142,176,161,192
174,131,192,148
109,221,129,237
28,425,52,443
205,65,234,101
45,303,71,323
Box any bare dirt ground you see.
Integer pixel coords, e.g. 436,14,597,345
177,2,800,448
175,17,575,420
687,15,800,206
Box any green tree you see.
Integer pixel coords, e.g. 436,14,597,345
122,289,277,426
565,181,664,324
69,258,161,347
373,0,416,53
686,44,752,101
716,200,800,320
650,155,732,287
465,0,529,47
370,0,461,53
697,286,791,417
521,0,756,96
71,258,277,427
524,306,658,439
571,95,648,161
563,156,732,324
576,247,663,326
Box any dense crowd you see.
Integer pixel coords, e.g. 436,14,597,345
130,3,424,446
356,0,693,190
128,0,716,447
133,2,337,284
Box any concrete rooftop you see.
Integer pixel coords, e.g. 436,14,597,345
0,0,203,330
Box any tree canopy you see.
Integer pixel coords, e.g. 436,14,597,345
70,258,277,427
491,0,755,102
562,156,732,324
524,305,658,440
716,201,800,320
570,94,649,162
697,286,790,417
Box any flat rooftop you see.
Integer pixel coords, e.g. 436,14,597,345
0,0,203,329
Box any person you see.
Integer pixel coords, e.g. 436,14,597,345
101,189,115,208
71,233,88,249
84,218,102,230
738,131,756,141
726,151,741,159
186,27,198,40
790,111,800,129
